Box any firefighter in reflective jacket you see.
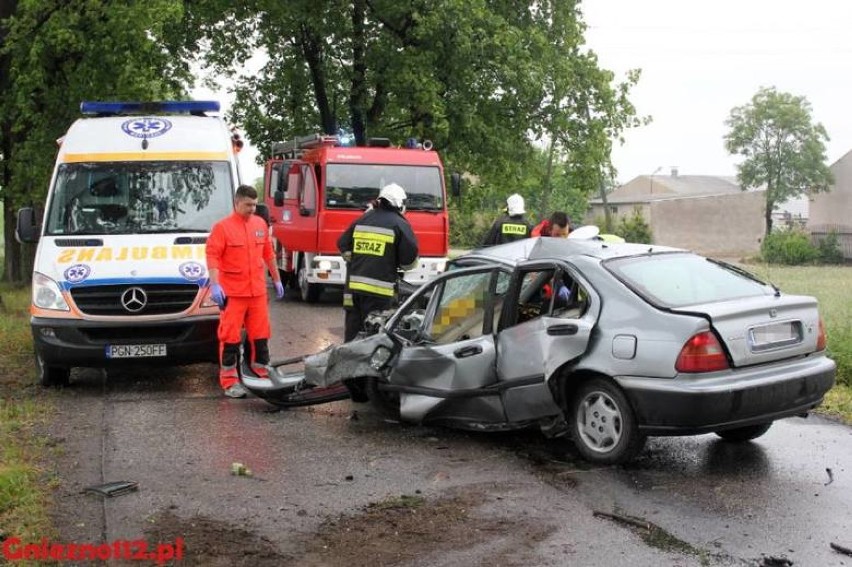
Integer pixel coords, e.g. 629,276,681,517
482,193,532,246
338,183,419,342
206,185,284,398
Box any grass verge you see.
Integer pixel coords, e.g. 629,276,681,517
0,284,54,555
743,261,852,424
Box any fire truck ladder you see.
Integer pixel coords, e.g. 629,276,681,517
271,134,339,159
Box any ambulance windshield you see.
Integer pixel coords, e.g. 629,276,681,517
44,161,234,235
325,164,443,211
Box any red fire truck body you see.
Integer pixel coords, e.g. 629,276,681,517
264,134,450,302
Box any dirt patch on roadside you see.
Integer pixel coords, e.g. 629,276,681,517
146,486,554,566
146,511,293,566
297,486,554,566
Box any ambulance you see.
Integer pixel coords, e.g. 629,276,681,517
15,101,242,386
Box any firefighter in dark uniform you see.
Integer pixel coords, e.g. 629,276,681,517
482,193,532,246
338,183,419,342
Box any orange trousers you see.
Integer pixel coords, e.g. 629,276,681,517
217,295,271,389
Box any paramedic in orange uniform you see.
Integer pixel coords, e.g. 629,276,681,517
206,185,285,398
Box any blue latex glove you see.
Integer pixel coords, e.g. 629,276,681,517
274,280,285,300
210,283,226,308
557,285,571,303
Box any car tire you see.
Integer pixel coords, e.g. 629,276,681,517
714,422,772,442
367,377,401,420
568,377,645,465
35,352,70,387
298,258,322,303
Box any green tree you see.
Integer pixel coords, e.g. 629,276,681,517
182,0,644,216
0,1,191,282
724,86,833,237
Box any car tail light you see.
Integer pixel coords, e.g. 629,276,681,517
816,317,827,351
676,331,729,373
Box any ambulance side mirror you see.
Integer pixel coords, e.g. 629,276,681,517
16,207,40,243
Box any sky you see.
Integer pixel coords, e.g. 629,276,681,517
197,0,852,186
581,0,852,184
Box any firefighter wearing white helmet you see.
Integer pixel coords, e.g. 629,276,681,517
338,182,419,345
482,193,532,246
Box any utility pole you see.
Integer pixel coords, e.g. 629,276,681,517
649,166,662,195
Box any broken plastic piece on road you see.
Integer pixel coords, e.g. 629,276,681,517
83,481,139,498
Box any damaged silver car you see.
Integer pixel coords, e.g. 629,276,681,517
243,237,836,465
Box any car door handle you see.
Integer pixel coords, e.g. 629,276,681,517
547,324,578,336
454,345,483,358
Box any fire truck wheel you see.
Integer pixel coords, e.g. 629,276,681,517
298,260,322,303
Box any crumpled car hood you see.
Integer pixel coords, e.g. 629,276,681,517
304,332,396,387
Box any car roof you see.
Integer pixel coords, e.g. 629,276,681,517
459,237,684,267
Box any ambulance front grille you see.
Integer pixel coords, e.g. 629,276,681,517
70,284,200,316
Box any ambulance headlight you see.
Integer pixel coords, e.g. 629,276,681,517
369,346,393,370
33,272,69,311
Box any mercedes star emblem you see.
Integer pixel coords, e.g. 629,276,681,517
120,287,148,313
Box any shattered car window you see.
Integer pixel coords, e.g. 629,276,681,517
428,272,492,344
392,290,431,343
515,269,557,324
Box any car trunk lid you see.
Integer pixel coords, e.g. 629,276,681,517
671,294,821,368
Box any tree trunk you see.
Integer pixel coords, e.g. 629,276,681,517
765,179,774,237
765,201,773,237
299,25,336,135
599,174,612,232
539,137,557,220
349,0,368,145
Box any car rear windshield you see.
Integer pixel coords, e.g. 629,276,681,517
605,253,773,308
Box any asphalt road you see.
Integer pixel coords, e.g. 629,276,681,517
42,290,852,566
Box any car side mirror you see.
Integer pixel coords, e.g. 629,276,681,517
15,207,40,243
450,172,462,199
273,190,284,207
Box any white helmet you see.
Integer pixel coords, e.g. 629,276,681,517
506,193,525,216
378,183,407,210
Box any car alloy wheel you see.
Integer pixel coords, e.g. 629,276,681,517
569,377,645,465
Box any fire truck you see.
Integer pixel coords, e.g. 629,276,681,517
264,134,457,302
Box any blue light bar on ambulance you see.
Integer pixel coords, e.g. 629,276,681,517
80,101,221,115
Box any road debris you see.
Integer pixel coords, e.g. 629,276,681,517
230,462,253,477
83,481,139,498
593,510,650,531
760,555,793,566
830,542,852,557
824,467,833,486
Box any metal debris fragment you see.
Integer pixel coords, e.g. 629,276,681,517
83,481,139,498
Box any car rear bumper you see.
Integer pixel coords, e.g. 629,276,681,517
616,354,836,435
32,315,219,368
